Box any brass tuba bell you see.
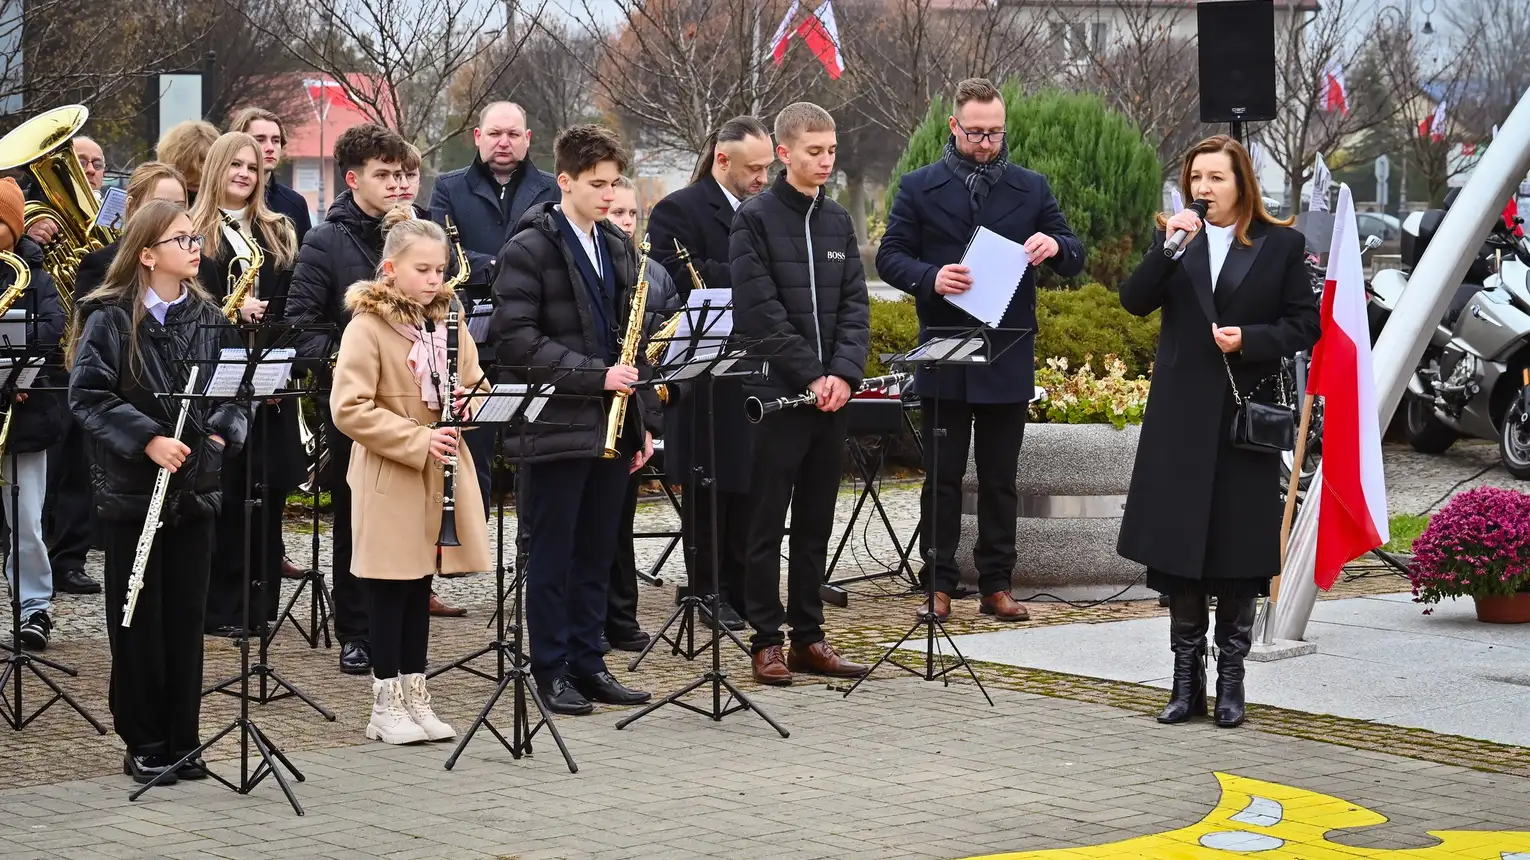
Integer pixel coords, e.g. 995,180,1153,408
0,105,116,322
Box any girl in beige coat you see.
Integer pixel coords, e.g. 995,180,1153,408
331,209,491,744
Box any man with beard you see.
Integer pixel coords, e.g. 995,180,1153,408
876,78,1084,623
644,116,774,633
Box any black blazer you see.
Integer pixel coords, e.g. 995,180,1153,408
1115,222,1320,584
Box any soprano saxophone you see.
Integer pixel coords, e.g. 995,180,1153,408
602,234,651,459
122,367,200,628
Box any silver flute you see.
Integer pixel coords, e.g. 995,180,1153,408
122,367,200,628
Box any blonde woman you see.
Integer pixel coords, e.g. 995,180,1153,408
156,120,219,203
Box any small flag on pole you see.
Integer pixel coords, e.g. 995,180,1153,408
1321,62,1349,114
1309,153,1332,212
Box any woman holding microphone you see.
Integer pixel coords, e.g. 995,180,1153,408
1116,135,1320,729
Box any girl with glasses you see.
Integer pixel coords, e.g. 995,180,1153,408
67,200,249,784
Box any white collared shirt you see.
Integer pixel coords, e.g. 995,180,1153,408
221,207,259,298
719,183,741,211
1206,222,1235,288
144,286,188,325
557,205,603,278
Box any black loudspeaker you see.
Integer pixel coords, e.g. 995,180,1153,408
1197,1,1278,123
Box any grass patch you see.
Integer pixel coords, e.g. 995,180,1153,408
1385,513,1431,553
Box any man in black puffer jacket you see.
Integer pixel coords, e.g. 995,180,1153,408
491,125,658,716
284,123,411,676
0,178,69,649
730,103,870,686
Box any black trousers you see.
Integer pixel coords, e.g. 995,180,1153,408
44,418,97,572
322,418,368,643
367,576,433,679
744,407,846,653
205,449,288,631
102,515,214,758
606,470,643,641
522,455,629,680
921,398,1028,597
464,426,494,522
682,485,749,614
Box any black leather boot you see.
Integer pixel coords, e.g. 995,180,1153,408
1214,596,1257,728
1157,589,1209,724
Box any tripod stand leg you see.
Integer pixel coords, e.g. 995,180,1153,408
131,720,238,800
262,668,337,720
444,666,517,769
246,721,306,815
20,659,108,732
930,616,993,706
715,674,789,737
521,672,577,774
841,615,928,697
626,599,693,671
613,673,708,728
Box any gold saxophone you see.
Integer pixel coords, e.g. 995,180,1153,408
602,234,652,459
443,215,470,293
646,239,705,404
219,213,264,322
0,250,31,483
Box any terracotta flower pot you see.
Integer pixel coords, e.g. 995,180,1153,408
1473,591,1530,624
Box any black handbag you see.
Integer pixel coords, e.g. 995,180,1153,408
1223,356,1296,453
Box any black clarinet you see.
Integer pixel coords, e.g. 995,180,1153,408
432,301,462,547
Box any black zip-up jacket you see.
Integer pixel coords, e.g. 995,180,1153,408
490,202,662,463
2,236,68,454
285,190,385,369
730,171,870,400
68,294,249,523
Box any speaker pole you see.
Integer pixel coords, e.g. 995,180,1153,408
1230,120,1244,143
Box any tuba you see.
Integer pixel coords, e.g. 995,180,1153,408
0,250,30,483
0,105,115,323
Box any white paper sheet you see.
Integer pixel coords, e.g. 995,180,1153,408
475,383,550,424
0,357,41,389
662,288,732,366
944,226,1028,327
466,299,494,343
205,348,295,398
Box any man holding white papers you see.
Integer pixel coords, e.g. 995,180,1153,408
877,78,1084,622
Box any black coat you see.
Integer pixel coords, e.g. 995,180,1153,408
265,180,313,247
285,191,385,369
731,172,870,401
646,177,753,492
428,155,558,291
76,242,113,299
490,202,663,463
68,295,250,523
876,157,1085,404
1115,222,1320,583
201,219,305,492
1,237,68,454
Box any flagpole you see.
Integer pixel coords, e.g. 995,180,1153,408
750,5,762,115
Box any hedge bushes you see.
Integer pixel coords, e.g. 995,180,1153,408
887,86,1162,288
868,288,1158,379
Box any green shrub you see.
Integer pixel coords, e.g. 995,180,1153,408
867,296,920,377
886,86,1161,288
1036,284,1159,378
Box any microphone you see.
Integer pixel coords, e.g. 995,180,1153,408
1163,199,1209,257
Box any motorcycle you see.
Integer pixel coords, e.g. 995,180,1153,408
1370,208,1530,478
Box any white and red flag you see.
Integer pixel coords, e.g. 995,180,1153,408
303,78,358,120
769,0,801,65
1306,184,1390,589
1491,124,1526,238
1418,99,1447,141
771,1,844,79
1321,61,1349,114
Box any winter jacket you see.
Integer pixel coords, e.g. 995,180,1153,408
490,202,662,463
284,191,387,370
68,293,250,523
429,155,558,289
0,236,68,454
266,180,313,247
729,171,870,400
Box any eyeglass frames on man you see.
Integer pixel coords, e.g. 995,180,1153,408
955,121,1005,144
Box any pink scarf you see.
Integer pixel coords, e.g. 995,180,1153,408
390,322,449,410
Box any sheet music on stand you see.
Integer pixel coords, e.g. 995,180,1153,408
902,335,988,364
466,299,495,343
205,347,296,398
661,288,732,366
0,356,41,389
474,383,551,424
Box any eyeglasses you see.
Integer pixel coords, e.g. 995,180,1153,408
149,234,205,252
955,121,1006,144
78,157,106,171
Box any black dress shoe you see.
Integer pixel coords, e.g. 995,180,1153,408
339,640,371,675
56,568,101,595
574,670,652,705
598,634,611,653
174,755,211,780
610,631,651,652
700,597,745,631
123,754,178,785
204,625,244,639
538,675,594,715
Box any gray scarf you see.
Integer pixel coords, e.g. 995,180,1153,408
942,135,1009,215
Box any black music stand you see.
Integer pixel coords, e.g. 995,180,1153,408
272,361,336,650
135,336,307,814
202,323,335,723
427,379,594,774
616,322,788,737
625,298,752,670
841,328,1026,705
0,326,107,734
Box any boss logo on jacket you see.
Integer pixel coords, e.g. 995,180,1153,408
826,250,846,261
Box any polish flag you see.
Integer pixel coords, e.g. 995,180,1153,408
1321,62,1349,114
303,78,358,120
797,1,845,79
1418,99,1447,141
770,0,801,64
1491,124,1525,238
1306,184,1390,589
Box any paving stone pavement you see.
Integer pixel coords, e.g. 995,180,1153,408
3,678,1530,860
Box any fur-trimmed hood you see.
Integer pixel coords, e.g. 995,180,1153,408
343,278,455,327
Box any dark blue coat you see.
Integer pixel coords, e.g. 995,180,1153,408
876,160,1085,403
428,156,558,288
265,180,313,246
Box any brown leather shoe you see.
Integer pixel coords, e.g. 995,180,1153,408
281,556,304,580
429,592,467,617
787,641,869,678
752,646,792,686
918,592,952,621
981,591,1030,621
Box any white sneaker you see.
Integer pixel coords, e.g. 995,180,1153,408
401,673,455,741
366,677,429,744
